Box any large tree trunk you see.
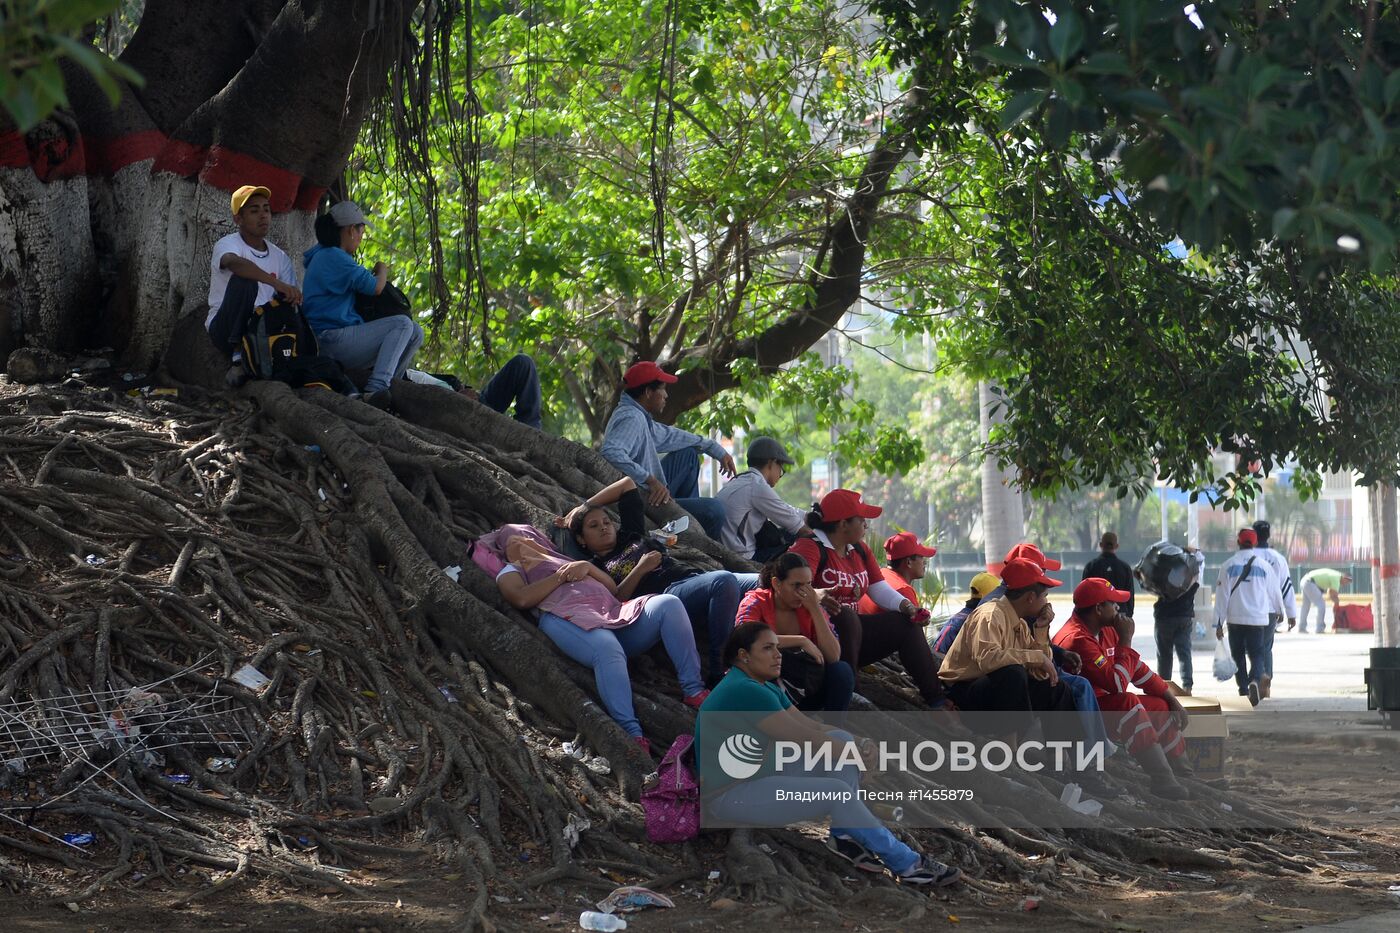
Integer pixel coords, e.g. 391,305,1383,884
0,0,412,369
979,380,1023,570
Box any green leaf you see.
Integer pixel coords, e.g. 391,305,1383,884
976,44,1038,70
999,89,1046,130
1078,52,1131,75
1047,10,1085,66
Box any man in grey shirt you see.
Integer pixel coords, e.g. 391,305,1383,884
716,437,812,561
599,361,735,538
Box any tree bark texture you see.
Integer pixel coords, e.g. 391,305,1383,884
0,0,414,369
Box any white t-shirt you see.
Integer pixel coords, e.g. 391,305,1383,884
206,233,297,327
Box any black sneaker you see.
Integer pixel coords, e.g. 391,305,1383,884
826,834,883,873
363,388,393,411
1247,681,1261,707
898,854,962,886
1078,772,1125,799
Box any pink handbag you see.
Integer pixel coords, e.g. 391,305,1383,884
642,734,700,843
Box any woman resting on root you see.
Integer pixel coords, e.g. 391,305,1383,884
697,623,962,886
558,476,758,686
734,552,854,712
477,523,708,756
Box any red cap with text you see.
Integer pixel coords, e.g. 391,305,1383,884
1073,576,1132,608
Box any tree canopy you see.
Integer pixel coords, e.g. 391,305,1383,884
872,0,1400,503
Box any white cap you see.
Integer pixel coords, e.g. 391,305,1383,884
329,200,371,227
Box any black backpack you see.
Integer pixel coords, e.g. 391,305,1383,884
239,300,358,395
354,281,412,321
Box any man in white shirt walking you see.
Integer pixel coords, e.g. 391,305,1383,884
715,437,812,561
1250,519,1296,699
1214,527,1288,706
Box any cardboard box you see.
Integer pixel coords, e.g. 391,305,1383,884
1179,696,1227,780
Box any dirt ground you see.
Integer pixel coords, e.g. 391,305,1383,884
6,729,1398,933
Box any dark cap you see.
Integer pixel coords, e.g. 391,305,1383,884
1252,519,1271,542
746,436,794,466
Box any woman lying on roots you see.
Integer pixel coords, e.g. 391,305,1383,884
479,523,709,757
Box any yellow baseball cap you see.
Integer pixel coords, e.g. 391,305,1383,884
970,572,1001,599
230,185,272,216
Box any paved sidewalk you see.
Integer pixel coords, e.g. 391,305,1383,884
1293,912,1400,932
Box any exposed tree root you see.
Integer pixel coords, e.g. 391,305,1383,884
0,376,1361,917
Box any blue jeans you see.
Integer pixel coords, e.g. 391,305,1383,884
1154,617,1194,691
1263,621,1275,678
538,594,702,737
661,449,726,539
316,316,423,393
1227,623,1269,694
665,571,760,680
1060,672,1113,757
478,353,542,429
706,731,918,874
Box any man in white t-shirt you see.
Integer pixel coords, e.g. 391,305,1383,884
206,185,302,383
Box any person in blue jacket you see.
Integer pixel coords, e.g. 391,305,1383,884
301,201,423,408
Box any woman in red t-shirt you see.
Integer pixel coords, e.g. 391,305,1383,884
735,553,853,711
787,489,950,709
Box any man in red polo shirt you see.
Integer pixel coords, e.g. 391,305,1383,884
1053,578,1193,800
858,531,936,615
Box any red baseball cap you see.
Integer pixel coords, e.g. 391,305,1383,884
622,361,678,390
818,489,882,522
1003,542,1062,571
884,531,936,562
1073,576,1131,608
1237,528,1257,547
1000,558,1062,589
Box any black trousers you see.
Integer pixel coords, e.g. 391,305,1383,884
946,663,1079,738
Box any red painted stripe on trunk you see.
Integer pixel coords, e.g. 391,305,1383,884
1,129,324,211
1380,564,1400,580
199,146,304,212
85,130,167,175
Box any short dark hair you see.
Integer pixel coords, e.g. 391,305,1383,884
314,212,340,248
625,380,666,400
722,622,775,668
760,552,809,589
1005,584,1048,601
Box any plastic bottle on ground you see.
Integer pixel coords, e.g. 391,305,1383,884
579,911,627,931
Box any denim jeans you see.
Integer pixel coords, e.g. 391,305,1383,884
478,353,543,428
1060,672,1113,757
664,571,760,681
1154,617,1194,691
316,315,423,393
661,448,727,539
705,730,919,874
1227,623,1269,694
538,594,702,737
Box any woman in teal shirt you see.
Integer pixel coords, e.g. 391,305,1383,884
699,623,961,886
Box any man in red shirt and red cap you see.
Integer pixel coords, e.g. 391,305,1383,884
857,531,936,615
599,361,736,538
1053,577,1193,800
